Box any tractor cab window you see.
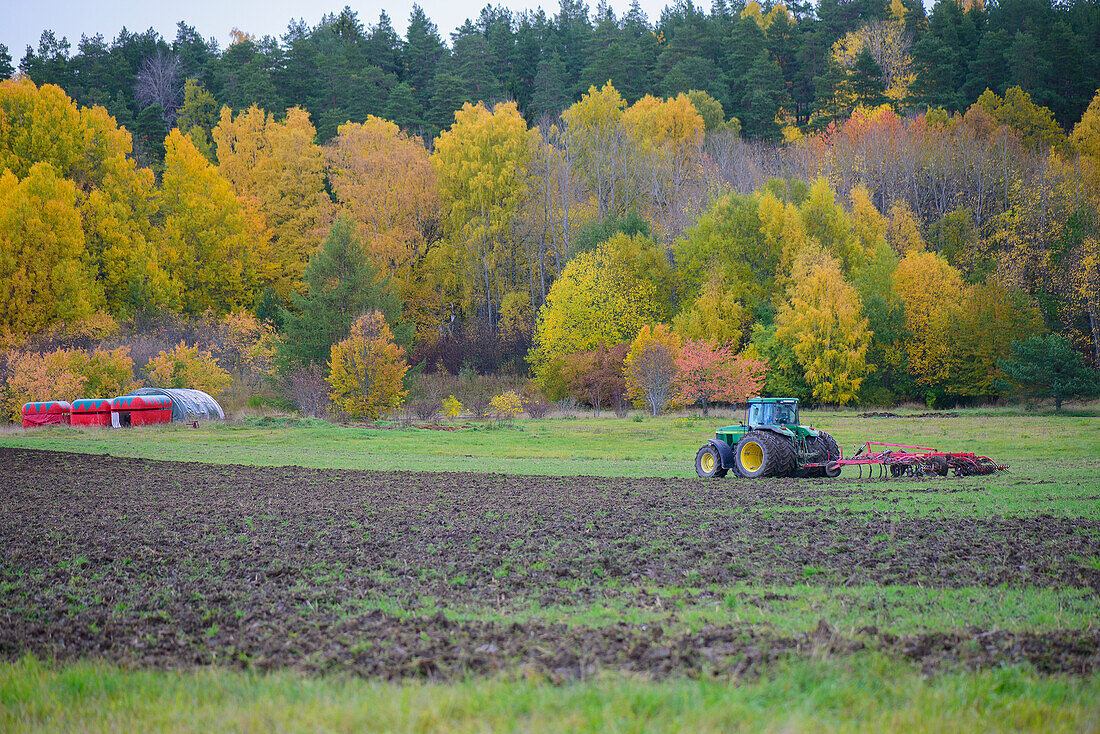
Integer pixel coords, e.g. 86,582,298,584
775,402,798,425
747,402,773,426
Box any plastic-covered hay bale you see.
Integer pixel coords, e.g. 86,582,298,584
21,401,71,427
111,394,172,426
70,398,112,427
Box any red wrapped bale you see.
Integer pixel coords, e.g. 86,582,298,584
70,398,113,427
111,394,172,426
21,401,72,427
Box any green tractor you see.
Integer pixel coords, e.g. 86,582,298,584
694,397,842,478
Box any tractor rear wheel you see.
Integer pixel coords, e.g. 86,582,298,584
805,432,841,477
695,444,728,478
734,431,796,478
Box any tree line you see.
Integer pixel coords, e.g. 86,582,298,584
2,0,1100,411
7,0,1100,161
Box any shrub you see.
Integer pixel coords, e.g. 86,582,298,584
524,397,553,419
560,343,629,416
490,390,523,422
281,363,329,417
146,341,232,396
328,311,408,420
3,349,86,421
442,395,464,418
71,346,139,400
3,346,138,421
410,398,441,421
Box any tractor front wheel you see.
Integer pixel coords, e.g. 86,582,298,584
734,431,795,478
695,444,728,478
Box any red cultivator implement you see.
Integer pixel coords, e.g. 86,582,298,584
825,442,1008,479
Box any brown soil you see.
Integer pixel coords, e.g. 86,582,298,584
1,448,1096,680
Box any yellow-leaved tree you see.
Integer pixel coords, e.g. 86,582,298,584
0,79,173,317
775,244,871,405
0,163,100,335
214,105,332,297
885,199,926,254
530,233,672,392
621,93,705,244
671,273,749,346
328,311,408,420
924,280,1043,399
324,116,440,339
157,129,268,314
799,179,866,275
561,83,630,218
893,250,965,390
431,101,532,330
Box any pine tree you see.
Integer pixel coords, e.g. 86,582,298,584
0,43,12,80
384,82,424,132
532,51,568,118
847,47,889,108
451,22,503,103
403,5,446,108
738,50,784,141
277,215,403,375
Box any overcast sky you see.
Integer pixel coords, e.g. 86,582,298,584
2,0,676,62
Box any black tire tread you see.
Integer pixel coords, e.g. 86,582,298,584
762,431,797,477
695,444,728,478
803,432,840,478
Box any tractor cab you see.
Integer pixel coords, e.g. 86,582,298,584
747,398,799,429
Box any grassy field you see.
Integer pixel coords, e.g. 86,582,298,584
2,408,1099,731
1,407,1097,517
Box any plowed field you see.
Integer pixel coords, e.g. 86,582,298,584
2,448,1097,680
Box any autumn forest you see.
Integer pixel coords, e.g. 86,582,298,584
1,0,1099,418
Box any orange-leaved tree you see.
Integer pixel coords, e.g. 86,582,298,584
328,311,408,420
3,346,138,420
145,341,232,396
4,349,86,421
624,324,682,416
674,339,768,416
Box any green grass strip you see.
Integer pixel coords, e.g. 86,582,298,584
2,654,1097,733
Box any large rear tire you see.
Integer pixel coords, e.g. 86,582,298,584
695,444,728,478
734,431,796,478
805,432,841,477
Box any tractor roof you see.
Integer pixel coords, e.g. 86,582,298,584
746,397,799,404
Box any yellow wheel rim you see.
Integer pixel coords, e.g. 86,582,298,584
700,450,716,474
740,441,764,473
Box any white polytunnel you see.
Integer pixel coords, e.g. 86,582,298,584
124,387,225,421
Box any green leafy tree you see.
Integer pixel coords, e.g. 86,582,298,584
996,334,1100,410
